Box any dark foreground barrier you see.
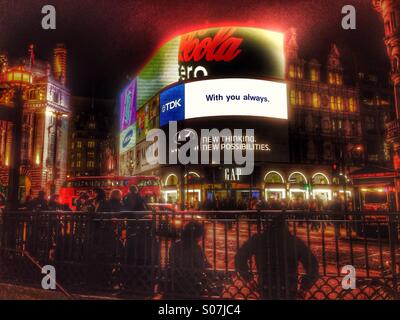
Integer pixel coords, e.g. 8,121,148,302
0,209,399,300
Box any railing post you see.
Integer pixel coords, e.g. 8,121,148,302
388,212,399,288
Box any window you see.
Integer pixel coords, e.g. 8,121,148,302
330,96,336,111
289,65,295,78
332,119,336,131
88,141,95,148
328,72,334,84
312,93,320,108
89,122,96,129
298,91,304,105
366,117,375,131
77,153,81,160
349,97,356,112
337,97,343,111
87,161,95,168
336,74,342,85
296,67,303,79
77,141,82,148
76,161,81,168
290,90,296,105
87,152,95,158
310,69,319,81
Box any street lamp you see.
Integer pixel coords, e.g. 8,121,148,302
0,65,32,209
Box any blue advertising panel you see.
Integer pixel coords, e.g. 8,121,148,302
159,83,185,127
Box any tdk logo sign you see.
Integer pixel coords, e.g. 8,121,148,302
162,99,182,113
160,83,185,127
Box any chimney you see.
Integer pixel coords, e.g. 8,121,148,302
53,43,67,85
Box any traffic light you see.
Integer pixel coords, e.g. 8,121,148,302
332,162,338,175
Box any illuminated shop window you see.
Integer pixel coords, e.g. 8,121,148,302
264,171,285,184
288,172,307,184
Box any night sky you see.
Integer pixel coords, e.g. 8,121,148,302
0,0,389,99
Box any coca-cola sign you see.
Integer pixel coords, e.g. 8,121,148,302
177,27,285,81
178,27,243,63
136,26,285,108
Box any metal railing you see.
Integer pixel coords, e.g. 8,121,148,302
0,209,399,300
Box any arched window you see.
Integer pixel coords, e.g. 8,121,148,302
264,171,284,184
165,174,178,186
288,172,307,184
184,171,200,184
312,173,330,185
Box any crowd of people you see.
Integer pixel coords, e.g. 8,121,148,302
19,185,148,213
189,195,352,213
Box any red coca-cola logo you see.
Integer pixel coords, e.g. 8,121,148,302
179,27,243,63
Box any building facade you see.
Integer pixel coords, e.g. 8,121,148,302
67,97,117,177
118,27,394,209
0,44,70,197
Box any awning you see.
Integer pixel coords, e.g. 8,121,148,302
349,165,397,186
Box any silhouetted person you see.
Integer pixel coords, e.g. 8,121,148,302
163,221,211,299
27,191,48,211
92,188,110,212
76,192,90,211
108,189,123,212
235,216,319,299
48,194,61,211
123,185,147,211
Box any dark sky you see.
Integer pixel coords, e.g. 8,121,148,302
0,0,389,99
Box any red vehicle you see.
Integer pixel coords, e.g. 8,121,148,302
59,175,161,210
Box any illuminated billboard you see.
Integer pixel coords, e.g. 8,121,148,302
137,95,160,142
119,123,136,154
136,26,285,109
185,78,287,120
119,79,137,131
160,83,185,127
159,78,287,125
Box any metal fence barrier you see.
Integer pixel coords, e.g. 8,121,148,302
0,209,399,300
